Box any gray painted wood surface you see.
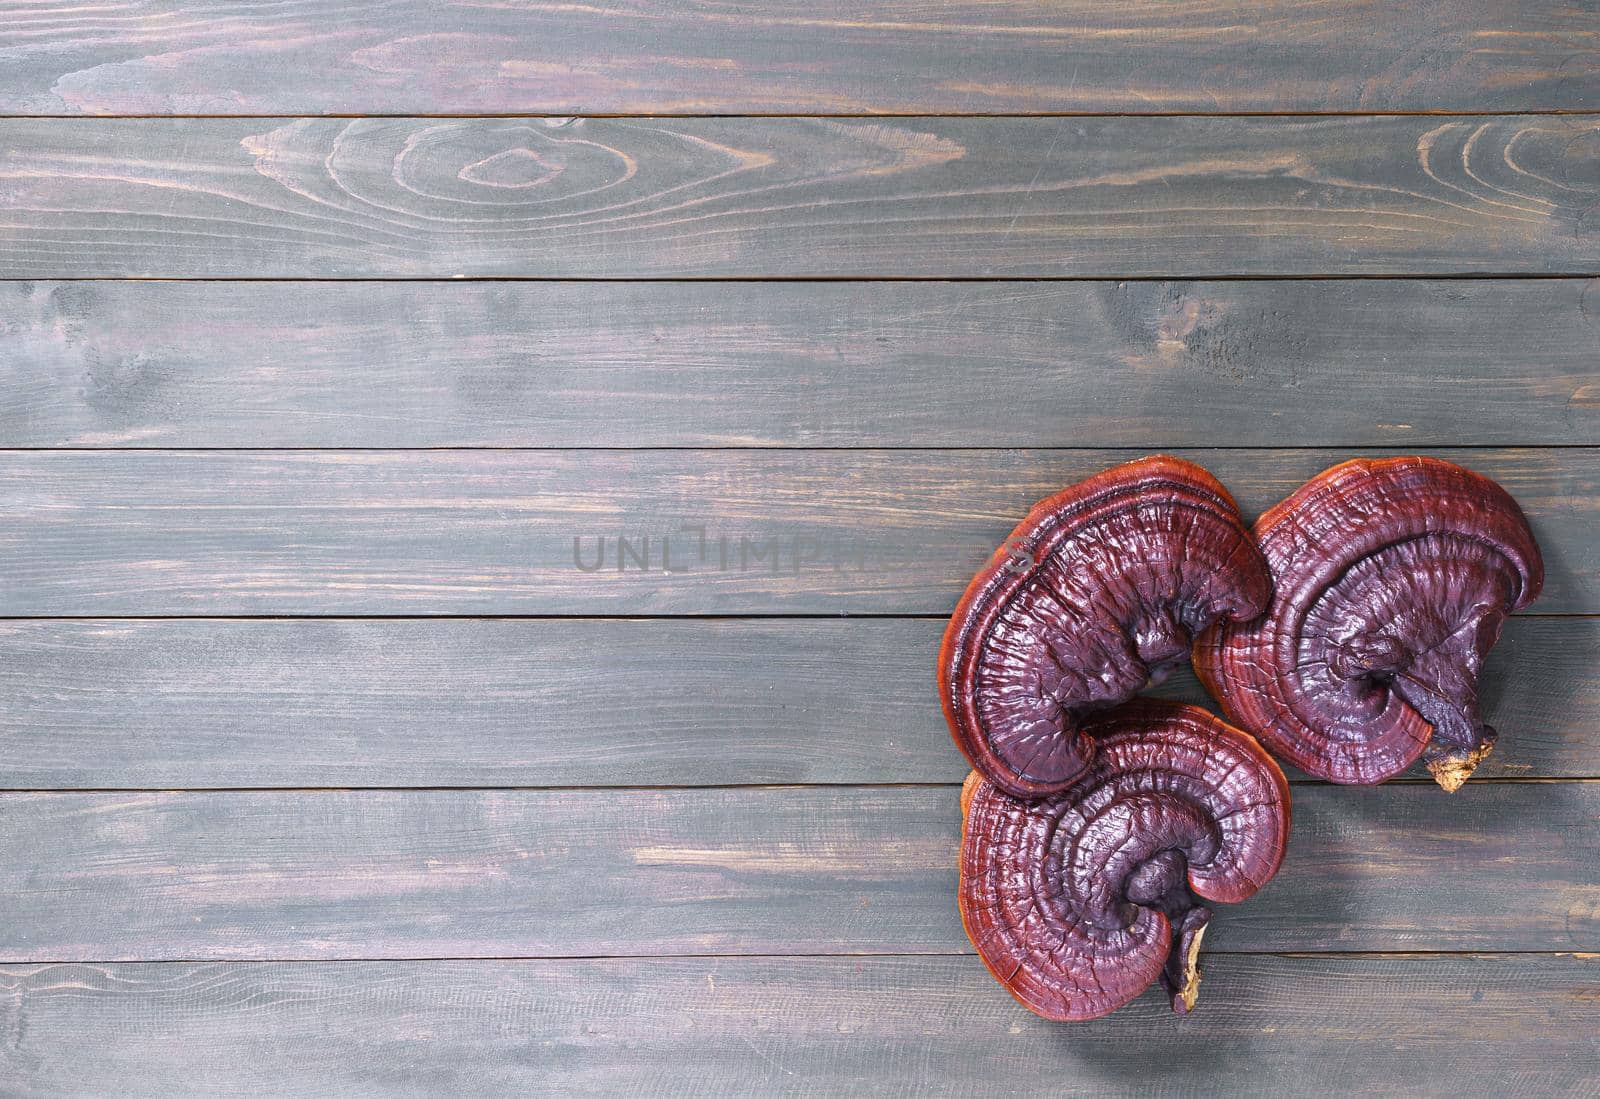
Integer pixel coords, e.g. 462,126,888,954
2,278,1597,448
2,116,1596,278
0,447,1589,614
1,784,1593,959
3,1,1594,116
0,616,1589,789
3,6,1597,1092
0,955,1595,1097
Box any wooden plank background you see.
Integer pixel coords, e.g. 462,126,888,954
2,116,1596,278
2,956,1594,1096
0,3,1596,1095
3,279,1596,449
2,784,1593,958
0,616,1590,788
0,448,1589,615
1,1,1594,115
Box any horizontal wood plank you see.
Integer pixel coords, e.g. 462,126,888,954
1,784,1593,959
0,448,1589,615
2,2,1594,116
0,616,1589,788
6,278,1599,448
2,116,1596,278
1,955,1594,1097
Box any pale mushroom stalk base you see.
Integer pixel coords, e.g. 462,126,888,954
1125,848,1214,1015
1164,910,1210,1015
1393,669,1498,794
1328,620,1501,792
1422,739,1497,794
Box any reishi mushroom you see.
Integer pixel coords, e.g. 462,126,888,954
959,699,1290,1021
1194,457,1543,791
939,455,1272,799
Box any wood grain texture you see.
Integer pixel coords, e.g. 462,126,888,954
2,3,1593,1085
2,116,1596,278
6,278,1600,448
1,1,1595,116
0,616,1589,788
1,955,1595,1098
1,784,1593,960
0,448,1589,615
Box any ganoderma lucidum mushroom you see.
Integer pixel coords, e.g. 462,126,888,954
1194,457,1543,791
960,699,1290,1021
939,456,1272,799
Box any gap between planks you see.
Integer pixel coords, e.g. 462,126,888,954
12,270,1600,279
0,778,1592,793
0,445,1595,454
0,445,1596,453
0,612,1584,621
5,111,1600,121
0,949,1587,965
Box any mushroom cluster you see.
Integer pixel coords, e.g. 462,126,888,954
942,454,1541,1020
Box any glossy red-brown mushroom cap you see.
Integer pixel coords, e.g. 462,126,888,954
959,699,1290,1021
940,455,1271,799
1195,457,1543,789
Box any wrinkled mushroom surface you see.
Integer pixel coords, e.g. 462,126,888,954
940,455,1271,799
960,699,1290,1021
1195,457,1543,790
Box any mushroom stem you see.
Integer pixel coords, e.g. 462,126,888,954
1422,737,1497,794
1160,906,1212,1015
1125,851,1218,1015
1392,664,1496,793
